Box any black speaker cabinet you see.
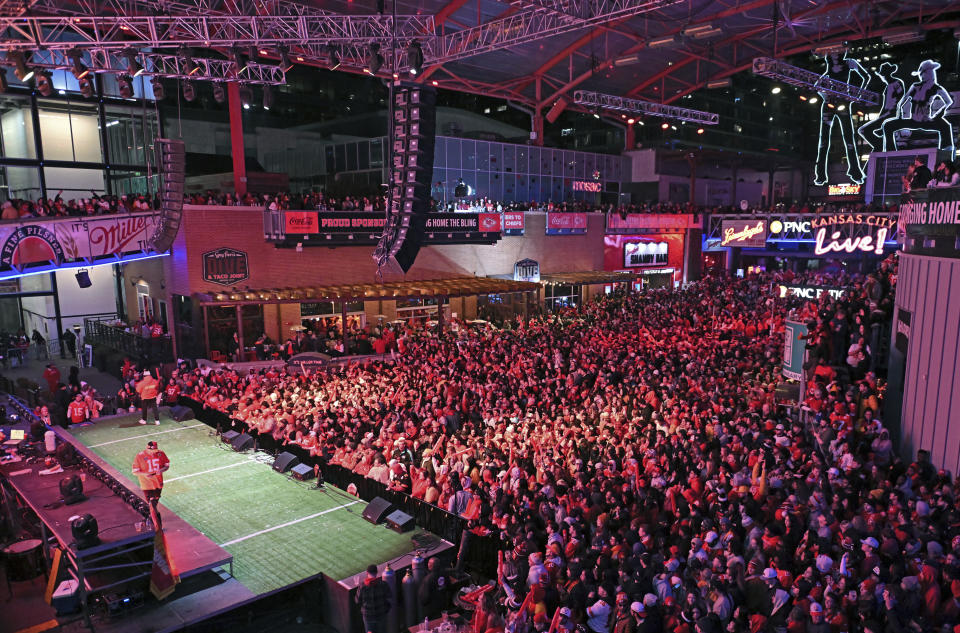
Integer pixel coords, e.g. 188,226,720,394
272,451,300,473
170,405,193,422
385,509,415,533
231,433,254,452
290,463,314,481
222,430,239,444
362,496,395,525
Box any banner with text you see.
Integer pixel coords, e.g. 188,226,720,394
783,320,808,381
503,212,525,236
281,212,502,246
606,213,700,234
720,219,767,247
546,212,588,235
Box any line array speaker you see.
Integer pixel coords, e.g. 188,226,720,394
373,84,436,275
149,138,186,253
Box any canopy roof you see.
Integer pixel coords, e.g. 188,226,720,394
540,270,639,285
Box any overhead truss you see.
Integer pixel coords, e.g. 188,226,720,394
751,57,880,106
574,90,719,125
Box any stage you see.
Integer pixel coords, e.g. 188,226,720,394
1,404,451,633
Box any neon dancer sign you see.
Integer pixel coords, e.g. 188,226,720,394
879,59,954,152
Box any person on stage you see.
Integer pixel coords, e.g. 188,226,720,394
137,369,161,425
133,440,170,527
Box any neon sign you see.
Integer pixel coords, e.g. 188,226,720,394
721,220,766,247
880,59,954,152
814,227,888,255
778,285,847,300
828,183,861,196
572,180,602,193
814,53,870,186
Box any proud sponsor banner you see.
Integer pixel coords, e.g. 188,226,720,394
284,211,320,234
0,213,158,270
280,212,501,246
503,212,525,236
720,219,767,247
783,320,808,381
606,213,700,233
546,212,588,235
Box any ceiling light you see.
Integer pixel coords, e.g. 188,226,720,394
278,47,294,72
35,70,53,96
627,118,635,124
8,51,34,82
239,85,253,108
68,49,89,79
683,23,723,39
837,104,846,111
809,96,818,104
364,43,383,75
150,76,165,100
613,54,641,67
406,41,423,76
122,48,144,77
771,86,781,94
697,127,704,134
212,82,225,104
118,75,134,99
182,79,196,101
647,35,678,48
661,122,669,129
263,85,274,110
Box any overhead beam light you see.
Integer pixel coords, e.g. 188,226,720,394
647,35,678,48
118,74,134,98
182,79,196,101
278,46,294,72
122,48,144,77
406,41,423,76
682,23,723,39
364,42,383,75
212,82,225,104
706,78,731,89
180,47,200,76
8,51,34,82
151,76,165,100
68,49,89,79
771,85,781,94
263,84,274,110
326,44,341,70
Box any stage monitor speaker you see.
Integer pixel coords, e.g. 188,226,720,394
385,509,414,533
231,432,254,452
222,430,239,444
362,496,395,525
273,451,300,473
169,405,193,422
290,463,314,481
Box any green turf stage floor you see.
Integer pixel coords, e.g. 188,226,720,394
70,413,424,596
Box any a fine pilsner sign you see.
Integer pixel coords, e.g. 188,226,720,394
202,247,250,286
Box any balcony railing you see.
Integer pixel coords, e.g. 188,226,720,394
84,319,174,366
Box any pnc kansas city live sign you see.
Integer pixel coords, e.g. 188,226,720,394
768,213,896,256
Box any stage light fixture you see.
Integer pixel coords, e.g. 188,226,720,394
212,82,225,104
123,48,144,77
406,41,423,76
71,514,100,549
809,96,818,104
326,45,341,70
182,79,196,101
68,49,89,79
151,76,165,100
278,47,294,72
771,85,781,94
118,75,134,99
647,35,678,48
78,76,94,98
364,43,383,75
180,48,200,76
697,127,705,134
239,84,253,108
60,475,86,505
232,47,248,74
35,70,53,96
8,51,34,82
661,122,669,129
262,85,274,110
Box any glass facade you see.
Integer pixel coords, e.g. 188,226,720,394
328,136,626,205
0,79,160,206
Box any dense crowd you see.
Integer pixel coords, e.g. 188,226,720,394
144,253,960,633
1,192,155,220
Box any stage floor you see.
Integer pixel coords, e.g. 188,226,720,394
70,413,427,596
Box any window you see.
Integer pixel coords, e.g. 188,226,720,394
37,100,102,163
0,95,37,159
544,284,580,310
0,165,41,203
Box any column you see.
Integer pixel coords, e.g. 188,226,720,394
235,304,244,361
625,122,635,151
437,297,445,331
227,83,248,197
340,300,348,354
202,305,210,358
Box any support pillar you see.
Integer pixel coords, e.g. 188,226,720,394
50,272,65,359
767,167,776,207
533,114,544,147
685,152,698,205
625,123,635,151
437,297,445,331
730,161,739,207
235,305,244,361
227,83,248,197
202,305,210,358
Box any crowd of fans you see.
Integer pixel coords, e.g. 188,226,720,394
134,253,960,633
1,192,155,220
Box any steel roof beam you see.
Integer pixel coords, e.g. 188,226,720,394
574,89,720,124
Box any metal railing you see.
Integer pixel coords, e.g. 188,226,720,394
84,319,174,365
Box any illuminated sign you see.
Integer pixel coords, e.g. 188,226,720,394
768,214,896,235
828,183,861,196
778,284,847,300
900,198,960,227
814,53,870,186
624,242,668,268
878,59,954,153
767,213,897,255
720,220,767,247
514,258,540,282
572,181,602,193
202,248,250,286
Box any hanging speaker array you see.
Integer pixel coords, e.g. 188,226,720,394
373,84,436,275
148,138,186,253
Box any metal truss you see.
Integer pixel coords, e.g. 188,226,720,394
34,48,285,83
435,0,680,63
508,0,675,20
752,57,879,106
574,90,719,124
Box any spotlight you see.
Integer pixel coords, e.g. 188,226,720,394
35,70,53,96
326,45,341,70
180,48,200,76
70,514,100,549
771,85,781,94
627,118,635,124
8,51,34,82
808,96,818,104
406,41,423,76
182,79,196,102
123,48,144,77
239,84,253,107
697,127,705,134
364,43,382,75
212,82,225,104
151,76,165,100
661,122,669,129
278,46,293,72
837,104,846,111
78,76,94,98
118,75,134,99
262,85,274,110
68,49,89,79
